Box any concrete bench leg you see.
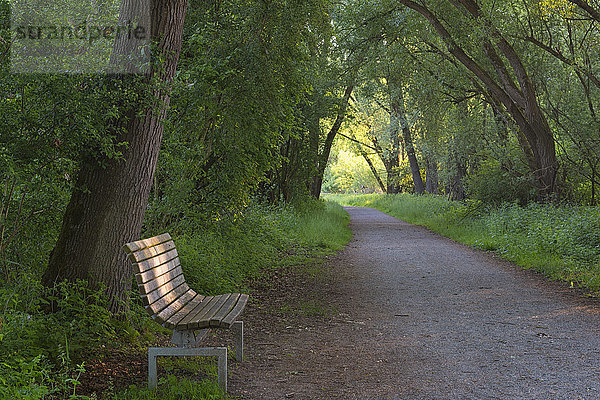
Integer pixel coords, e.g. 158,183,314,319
148,346,228,392
231,321,243,362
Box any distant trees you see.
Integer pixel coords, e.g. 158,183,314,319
324,0,599,204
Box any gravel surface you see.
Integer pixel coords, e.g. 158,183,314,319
229,206,600,399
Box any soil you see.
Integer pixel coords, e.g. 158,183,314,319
80,206,600,399
227,206,600,399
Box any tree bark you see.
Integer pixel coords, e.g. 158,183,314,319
385,116,402,194
425,156,439,194
42,0,188,314
393,93,425,194
386,68,424,194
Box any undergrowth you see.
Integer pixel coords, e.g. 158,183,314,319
328,193,600,295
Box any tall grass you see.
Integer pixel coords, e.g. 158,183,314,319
172,200,351,295
327,193,600,295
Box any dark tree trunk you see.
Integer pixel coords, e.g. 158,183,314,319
310,85,354,198
359,148,387,193
42,0,188,314
394,100,424,194
425,157,439,194
449,155,467,201
385,120,401,194
388,72,424,194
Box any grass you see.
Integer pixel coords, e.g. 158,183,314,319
327,193,600,296
108,374,224,400
172,200,351,295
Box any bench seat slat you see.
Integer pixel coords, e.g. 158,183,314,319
137,264,184,294
153,289,197,325
135,249,179,274
177,296,219,329
189,294,233,330
136,256,180,284
141,274,189,307
146,281,190,316
210,294,242,327
164,294,208,329
123,233,172,253
221,293,249,328
169,296,216,330
129,241,177,263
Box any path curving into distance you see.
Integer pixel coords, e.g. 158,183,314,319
231,206,600,399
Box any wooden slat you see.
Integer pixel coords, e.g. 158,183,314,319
134,249,179,274
137,264,184,294
190,294,232,330
177,296,218,329
146,281,188,315
221,293,249,328
128,240,176,263
154,290,197,325
165,295,208,328
140,275,189,307
123,233,172,253
210,294,241,327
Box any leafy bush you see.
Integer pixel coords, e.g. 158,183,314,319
0,280,120,399
464,158,535,205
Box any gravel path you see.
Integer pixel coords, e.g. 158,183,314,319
230,206,600,399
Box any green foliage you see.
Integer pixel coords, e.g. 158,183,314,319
329,194,600,294
0,280,116,362
464,158,536,205
0,355,52,400
0,280,124,399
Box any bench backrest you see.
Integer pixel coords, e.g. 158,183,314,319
123,233,196,325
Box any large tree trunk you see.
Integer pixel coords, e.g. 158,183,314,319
385,115,402,194
388,71,425,194
393,98,425,194
42,0,188,314
448,152,466,201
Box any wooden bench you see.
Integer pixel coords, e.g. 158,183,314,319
123,233,249,392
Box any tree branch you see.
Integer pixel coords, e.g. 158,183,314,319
523,35,600,89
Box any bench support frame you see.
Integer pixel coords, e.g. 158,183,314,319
147,321,243,392
148,347,228,391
